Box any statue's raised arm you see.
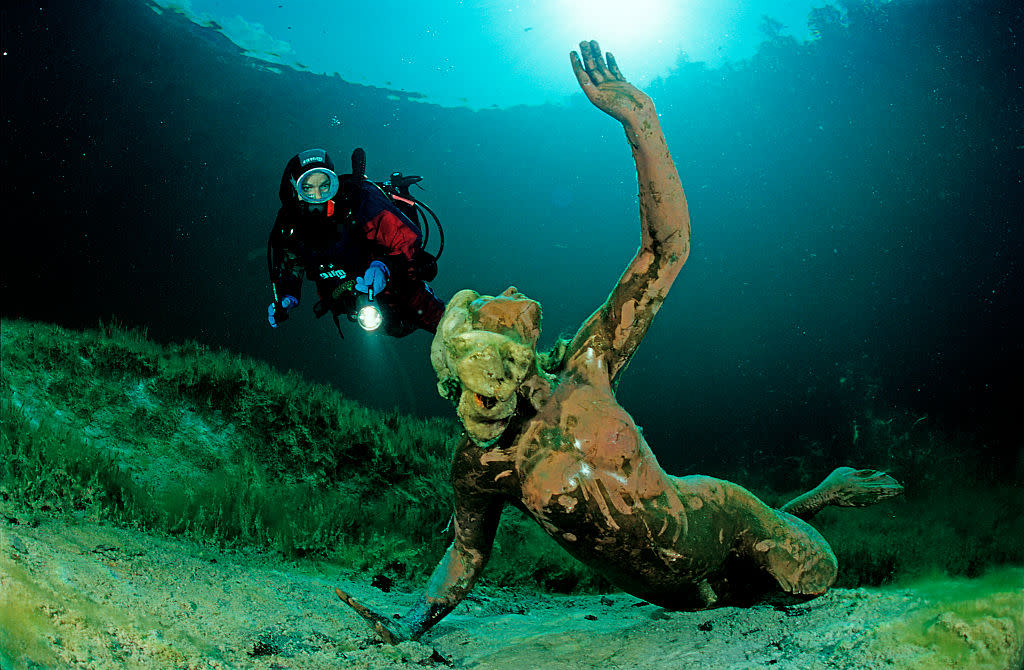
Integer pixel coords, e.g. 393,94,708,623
566,40,691,382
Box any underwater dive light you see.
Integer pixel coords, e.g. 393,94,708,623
356,289,383,332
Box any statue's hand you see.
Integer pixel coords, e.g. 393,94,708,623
571,40,654,125
335,587,409,645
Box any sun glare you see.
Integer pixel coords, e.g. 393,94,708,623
562,0,679,51
529,0,685,92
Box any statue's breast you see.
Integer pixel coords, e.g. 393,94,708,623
515,379,652,529
557,382,642,467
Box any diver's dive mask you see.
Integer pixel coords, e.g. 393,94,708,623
293,167,340,205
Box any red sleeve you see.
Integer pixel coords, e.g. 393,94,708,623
363,210,419,263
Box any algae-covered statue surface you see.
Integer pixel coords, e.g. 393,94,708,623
336,40,904,643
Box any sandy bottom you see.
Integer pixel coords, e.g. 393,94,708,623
2,517,1021,670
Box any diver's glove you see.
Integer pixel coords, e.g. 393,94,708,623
355,261,389,295
268,295,299,328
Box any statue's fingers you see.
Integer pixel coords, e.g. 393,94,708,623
335,588,403,645
570,51,602,103
857,469,903,489
335,587,375,620
606,52,625,81
579,40,596,68
570,51,589,85
580,40,607,84
589,40,614,81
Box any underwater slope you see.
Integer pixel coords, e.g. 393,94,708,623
1,319,1022,668
0,319,609,590
0,319,459,566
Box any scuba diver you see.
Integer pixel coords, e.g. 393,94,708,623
266,147,445,338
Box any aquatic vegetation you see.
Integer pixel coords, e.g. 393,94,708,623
0,397,145,525
726,371,1024,589
1,319,1019,594
0,560,62,668
868,567,1024,670
0,319,606,590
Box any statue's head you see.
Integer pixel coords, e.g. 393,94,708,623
431,287,545,447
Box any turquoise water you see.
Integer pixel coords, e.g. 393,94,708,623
2,0,1019,479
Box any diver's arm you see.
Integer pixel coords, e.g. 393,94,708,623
271,247,305,305
362,183,421,267
361,207,424,288
269,217,306,304
566,41,690,381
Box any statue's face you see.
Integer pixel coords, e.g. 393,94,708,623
431,287,542,447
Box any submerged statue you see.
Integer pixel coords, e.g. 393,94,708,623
336,40,903,643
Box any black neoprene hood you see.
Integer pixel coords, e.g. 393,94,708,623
278,148,336,205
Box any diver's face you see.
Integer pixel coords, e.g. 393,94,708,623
300,172,331,201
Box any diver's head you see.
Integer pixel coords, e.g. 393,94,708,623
278,148,339,211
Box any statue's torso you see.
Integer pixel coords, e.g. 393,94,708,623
455,347,742,598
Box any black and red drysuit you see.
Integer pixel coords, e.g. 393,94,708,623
268,158,444,337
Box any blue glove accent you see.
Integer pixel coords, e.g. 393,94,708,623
268,295,299,328
355,260,389,295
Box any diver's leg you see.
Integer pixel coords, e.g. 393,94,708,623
780,467,904,520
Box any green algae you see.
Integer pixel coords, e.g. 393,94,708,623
869,567,1024,669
